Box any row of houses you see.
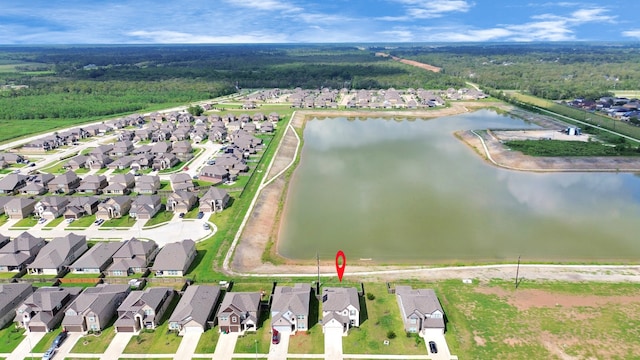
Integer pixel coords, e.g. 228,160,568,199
2,281,445,339
0,181,230,221
0,232,195,278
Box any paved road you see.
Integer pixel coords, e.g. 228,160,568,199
0,217,215,246
213,332,239,360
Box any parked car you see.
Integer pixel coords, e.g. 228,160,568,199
271,328,280,344
178,213,185,218
52,330,68,348
203,223,210,230
429,341,438,354
42,347,56,360
29,162,36,167
38,218,46,224
65,218,74,224
197,211,204,219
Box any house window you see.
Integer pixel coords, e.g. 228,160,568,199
89,316,95,322
409,327,417,333
349,310,356,316
432,313,442,319
220,316,228,321
144,309,153,316
296,315,305,320
410,318,417,324
91,324,99,331
231,316,237,323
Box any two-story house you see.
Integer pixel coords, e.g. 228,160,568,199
27,233,88,276
16,286,82,332
0,283,33,328
129,195,162,220
199,187,230,213
105,238,157,277
0,232,46,272
217,292,262,334
62,284,131,332
134,175,161,194
151,239,196,277
271,284,311,334
168,285,220,335
321,287,360,335
96,196,132,220
395,286,446,336
47,170,81,194
114,287,175,332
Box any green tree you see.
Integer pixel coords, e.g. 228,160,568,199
187,105,204,116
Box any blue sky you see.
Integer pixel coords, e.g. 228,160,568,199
1,0,639,44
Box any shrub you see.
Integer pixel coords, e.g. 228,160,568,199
366,293,375,300
386,330,397,339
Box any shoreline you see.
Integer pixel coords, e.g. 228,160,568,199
228,105,640,276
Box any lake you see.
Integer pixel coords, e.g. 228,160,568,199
278,109,640,263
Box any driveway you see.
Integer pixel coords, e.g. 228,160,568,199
423,333,453,360
213,332,239,360
54,332,83,359
175,332,202,360
6,331,46,360
267,331,290,360
324,327,343,360
103,332,133,359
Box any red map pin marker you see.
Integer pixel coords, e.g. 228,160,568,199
335,250,346,282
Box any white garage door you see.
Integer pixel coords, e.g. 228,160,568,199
273,325,292,334
422,328,444,339
183,326,204,334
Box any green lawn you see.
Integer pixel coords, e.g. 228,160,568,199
70,326,116,354
0,272,17,279
0,215,8,227
122,295,181,354
143,208,173,227
12,217,38,227
33,327,64,352
0,324,25,353
100,215,136,228
342,283,426,356
182,206,200,219
68,214,96,228
42,216,65,229
194,329,220,353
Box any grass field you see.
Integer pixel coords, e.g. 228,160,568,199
70,327,116,354
0,324,25,353
194,329,221,353
122,295,181,354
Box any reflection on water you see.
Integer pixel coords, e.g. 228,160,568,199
278,110,640,263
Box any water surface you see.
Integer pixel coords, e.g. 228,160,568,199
278,110,640,263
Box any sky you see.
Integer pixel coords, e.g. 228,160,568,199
1,0,639,44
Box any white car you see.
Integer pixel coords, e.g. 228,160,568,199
38,218,46,224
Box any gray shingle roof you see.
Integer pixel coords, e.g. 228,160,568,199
321,287,359,312
70,242,123,270
396,286,444,327
28,233,86,270
152,240,195,272
169,285,220,327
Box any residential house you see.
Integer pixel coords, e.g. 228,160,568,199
69,242,124,274
0,174,28,195
0,232,46,272
0,197,10,215
395,286,445,336
217,292,262,334
86,153,113,170
105,238,157,277
271,284,311,334
170,173,194,192
134,128,152,141
110,140,134,157
89,144,114,156
66,155,88,170
35,196,70,220
198,165,229,185
168,285,220,335
0,283,33,328
321,287,360,335
259,122,274,133
134,175,161,194
62,284,130,333
0,153,25,165
47,170,81,194
96,196,132,220
152,154,179,171
132,144,152,155
151,141,172,156
21,173,54,195
77,174,108,195
129,195,162,220
268,112,280,123
208,124,227,142
104,173,135,195
199,187,230,213
16,286,82,332
130,154,155,171
27,233,87,276
166,191,197,213
152,239,196,277
64,196,100,219
170,127,190,142
4,198,37,219
114,287,174,332
107,156,134,170
190,129,208,143
171,140,193,160
215,153,248,176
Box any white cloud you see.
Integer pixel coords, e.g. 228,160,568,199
384,0,473,20
622,29,640,39
127,30,289,44
223,0,301,12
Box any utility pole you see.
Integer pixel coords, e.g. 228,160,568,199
515,255,521,289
